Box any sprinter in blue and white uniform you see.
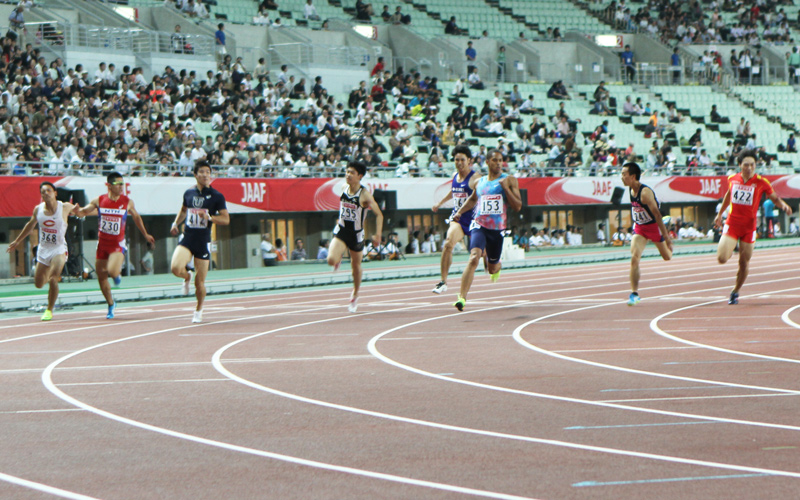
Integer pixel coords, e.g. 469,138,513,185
431,145,476,295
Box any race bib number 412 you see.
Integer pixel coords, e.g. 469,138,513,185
187,208,209,228
732,184,755,206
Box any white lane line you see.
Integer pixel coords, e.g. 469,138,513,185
599,393,796,403
555,347,700,353
648,288,800,366
58,379,230,386
42,304,540,500
0,471,100,500
0,408,83,414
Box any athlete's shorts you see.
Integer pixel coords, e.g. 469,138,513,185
469,226,504,264
446,213,473,236
333,225,364,252
633,223,663,243
722,223,757,244
96,239,127,260
178,233,211,260
37,244,68,267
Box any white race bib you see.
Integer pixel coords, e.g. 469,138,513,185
731,184,755,206
100,215,122,235
452,192,468,209
631,205,653,224
479,194,503,215
340,202,359,222
40,228,58,246
187,208,209,229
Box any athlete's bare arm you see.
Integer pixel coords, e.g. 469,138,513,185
642,186,672,250
360,189,384,246
170,205,188,236
7,207,38,253
128,199,155,244
714,190,732,229
74,197,100,218
432,189,453,212
768,192,793,215
500,175,523,212
203,208,230,226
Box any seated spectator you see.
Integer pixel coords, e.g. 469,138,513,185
612,226,626,246
260,0,278,9
787,133,797,153
304,0,320,20
789,217,799,235
355,0,372,21
445,16,461,35
689,128,703,148
519,95,540,115
380,5,391,22
467,67,484,90
709,104,730,123
547,80,570,100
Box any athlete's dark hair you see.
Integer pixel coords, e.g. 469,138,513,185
452,144,472,160
487,148,504,161
40,181,56,192
193,160,212,176
348,161,367,177
107,171,122,184
738,149,757,165
624,161,642,180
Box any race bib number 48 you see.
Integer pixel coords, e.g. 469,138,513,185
187,208,209,229
732,184,755,206
479,195,503,215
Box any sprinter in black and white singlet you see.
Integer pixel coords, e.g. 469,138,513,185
328,161,383,313
7,182,79,321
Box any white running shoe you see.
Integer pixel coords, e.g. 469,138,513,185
432,281,447,294
348,296,358,313
192,310,203,323
182,270,193,295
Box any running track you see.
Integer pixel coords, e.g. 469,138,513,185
3,247,800,499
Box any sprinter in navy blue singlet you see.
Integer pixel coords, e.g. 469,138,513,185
170,161,230,324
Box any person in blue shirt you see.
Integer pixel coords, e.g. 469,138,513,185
621,44,635,82
215,24,226,58
670,48,681,84
465,41,477,76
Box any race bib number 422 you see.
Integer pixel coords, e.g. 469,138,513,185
732,184,755,206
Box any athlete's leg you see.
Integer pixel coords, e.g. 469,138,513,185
653,239,672,261
193,258,211,312
349,248,363,298
733,241,754,293
95,258,114,306
107,251,125,279
171,245,193,280
716,235,738,264
459,247,483,300
629,234,647,293
327,237,347,268
34,260,49,289
46,254,66,313
440,222,465,282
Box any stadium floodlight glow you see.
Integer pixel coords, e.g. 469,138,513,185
353,25,377,40
595,35,622,47
114,6,138,22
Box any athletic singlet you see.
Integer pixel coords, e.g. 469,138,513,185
629,183,659,226
181,185,227,243
449,170,475,225
337,185,368,234
36,201,67,249
97,194,129,244
471,174,508,231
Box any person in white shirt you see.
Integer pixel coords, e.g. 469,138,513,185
304,0,320,20
596,223,607,245
393,98,407,118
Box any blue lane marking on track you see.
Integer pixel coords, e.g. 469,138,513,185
663,359,767,365
600,386,729,393
572,473,772,487
564,421,718,430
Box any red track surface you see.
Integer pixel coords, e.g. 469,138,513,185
3,247,800,499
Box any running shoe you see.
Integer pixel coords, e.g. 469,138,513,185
182,269,193,296
106,301,116,319
112,275,121,286
627,293,641,306
432,281,447,294
454,296,466,311
192,310,203,323
348,296,358,313
728,291,739,305
41,309,52,321
490,271,500,283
